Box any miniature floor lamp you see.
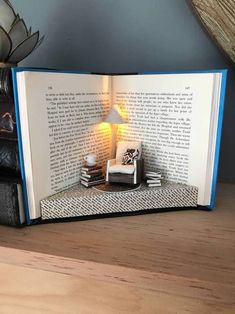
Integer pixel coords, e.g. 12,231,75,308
104,104,125,158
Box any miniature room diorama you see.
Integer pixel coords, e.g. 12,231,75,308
0,0,228,226
1,67,226,225
40,99,199,221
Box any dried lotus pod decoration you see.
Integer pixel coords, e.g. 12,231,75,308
0,0,44,67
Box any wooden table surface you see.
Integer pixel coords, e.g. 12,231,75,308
0,183,234,313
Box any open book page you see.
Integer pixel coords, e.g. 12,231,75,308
16,72,112,219
112,73,216,205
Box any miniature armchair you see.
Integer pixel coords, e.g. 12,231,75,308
106,141,144,185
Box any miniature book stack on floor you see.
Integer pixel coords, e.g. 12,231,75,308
145,171,163,187
80,165,105,187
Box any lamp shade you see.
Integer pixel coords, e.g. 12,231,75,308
104,104,124,124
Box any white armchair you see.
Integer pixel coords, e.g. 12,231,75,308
106,141,144,185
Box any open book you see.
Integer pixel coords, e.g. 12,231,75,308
12,69,227,224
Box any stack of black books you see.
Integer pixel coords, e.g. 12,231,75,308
145,171,163,187
0,67,25,226
80,165,105,187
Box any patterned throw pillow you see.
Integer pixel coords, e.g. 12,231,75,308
122,149,140,165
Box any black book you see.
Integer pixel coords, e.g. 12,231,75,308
81,171,103,178
0,67,17,140
0,67,24,226
0,176,25,226
80,175,104,182
81,165,102,172
80,178,105,187
0,139,20,176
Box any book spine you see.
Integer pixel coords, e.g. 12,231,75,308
0,180,24,226
0,67,17,140
81,175,104,182
0,68,24,227
81,179,105,187
146,180,161,184
81,166,102,172
146,175,162,179
0,139,20,175
148,183,161,187
81,171,103,178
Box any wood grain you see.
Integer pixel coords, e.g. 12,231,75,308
0,262,234,314
0,183,234,313
190,0,235,65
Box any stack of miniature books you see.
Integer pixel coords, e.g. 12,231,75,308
145,171,163,187
80,165,105,187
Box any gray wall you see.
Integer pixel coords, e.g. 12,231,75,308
12,0,235,182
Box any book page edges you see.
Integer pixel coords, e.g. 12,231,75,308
208,70,227,208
